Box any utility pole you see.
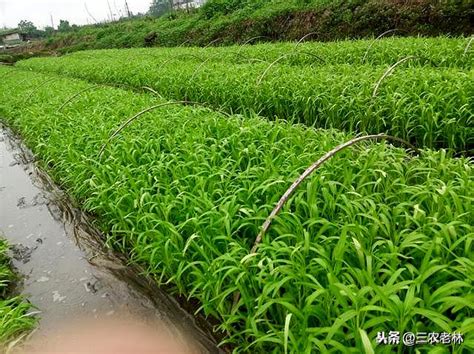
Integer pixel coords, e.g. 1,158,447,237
125,0,132,17
107,0,114,21
50,13,55,29
124,1,131,17
84,3,98,23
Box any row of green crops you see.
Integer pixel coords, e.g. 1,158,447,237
18,37,474,152
0,238,36,349
62,36,474,68
0,66,472,352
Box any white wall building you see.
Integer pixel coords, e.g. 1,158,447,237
0,30,27,47
173,0,206,9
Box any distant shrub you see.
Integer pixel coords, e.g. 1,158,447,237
201,0,251,18
144,31,158,47
0,54,14,64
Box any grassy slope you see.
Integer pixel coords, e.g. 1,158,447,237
0,239,36,349
0,66,472,352
18,37,474,152
41,0,473,53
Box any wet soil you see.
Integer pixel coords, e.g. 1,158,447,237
0,125,220,353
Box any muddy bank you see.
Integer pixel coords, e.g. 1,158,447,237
0,125,220,353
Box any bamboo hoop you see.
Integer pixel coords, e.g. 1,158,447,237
98,101,230,158
294,32,318,47
25,78,58,102
240,36,270,47
0,69,15,80
245,58,267,64
57,84,100,111
17,77,31,87
463,36,474,55
178,39,191,47
232,134,418,308
189,57,212,81
160,53,205,67
235,36,270,59
256,53,292,85
188,53,222,83
298,50,324,63
142,86,164,99
372,56,417,97
256,51,323,85
362,29,401,63
235,54,267,64
250,134,418,253
203,38,221,48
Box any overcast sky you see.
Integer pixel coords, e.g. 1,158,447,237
0,0,152,29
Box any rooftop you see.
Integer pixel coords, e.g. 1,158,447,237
0,28,23,37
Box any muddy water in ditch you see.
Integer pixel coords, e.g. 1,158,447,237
0,127,220,353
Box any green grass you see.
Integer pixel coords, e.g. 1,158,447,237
0,239,36,348
18,36,474,151
0,66,472,352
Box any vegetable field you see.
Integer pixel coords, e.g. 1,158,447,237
1,35,473,353
18,37,474,151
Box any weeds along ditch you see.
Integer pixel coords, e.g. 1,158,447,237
0,66,473,352
17,36,474,152
0,239,36,349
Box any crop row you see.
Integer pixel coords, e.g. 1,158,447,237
0,67,473,352
18,39,474,152
64,36,474,68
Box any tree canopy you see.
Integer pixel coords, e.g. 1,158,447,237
58,20,71,32
148,0,173,17
17,20,37,36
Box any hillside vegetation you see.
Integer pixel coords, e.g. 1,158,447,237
39,0,473,53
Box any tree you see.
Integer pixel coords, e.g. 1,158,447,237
148,0,173,17
17,20,37,36
44,26,55,36
57,20,71,32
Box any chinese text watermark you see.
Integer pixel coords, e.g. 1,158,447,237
376,331,463,346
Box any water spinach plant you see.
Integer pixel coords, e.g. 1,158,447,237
0,67,472,352
0,239,36,350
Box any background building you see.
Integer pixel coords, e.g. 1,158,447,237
0,29,27,48
173,0,206,10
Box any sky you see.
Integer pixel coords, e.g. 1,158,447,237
0,0,152,29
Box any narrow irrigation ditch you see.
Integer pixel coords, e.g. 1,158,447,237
0,124,221,353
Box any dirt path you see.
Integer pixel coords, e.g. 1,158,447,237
0,126,220,353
